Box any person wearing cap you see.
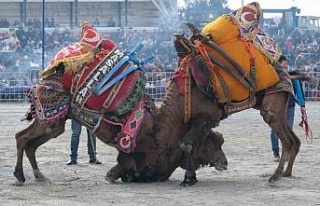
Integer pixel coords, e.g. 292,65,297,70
270,55,306,162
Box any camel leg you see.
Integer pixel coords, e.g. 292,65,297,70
14,121,46,184
283,128,301,177
180,116,213,186
105,163,126,183
25,120,65,182
14,119,65,184
14,145,26,184
266,122,292,182
24,136,53,182
180,151,198,186
260,92,299,182
24,121,65,182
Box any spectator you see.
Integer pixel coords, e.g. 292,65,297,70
107,17,115,27
67,118,102,165
93,18,100,26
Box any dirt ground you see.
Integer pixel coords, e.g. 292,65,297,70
0,102,319,206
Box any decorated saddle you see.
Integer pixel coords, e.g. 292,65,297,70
28,23,154,153
173,2,293,118
199,2,281,103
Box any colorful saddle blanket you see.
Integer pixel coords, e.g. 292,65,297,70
32,27,147,153
71,47,146,116
201,2,281,102
27,80,70,124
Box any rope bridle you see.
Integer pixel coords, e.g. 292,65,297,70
299,111,313,144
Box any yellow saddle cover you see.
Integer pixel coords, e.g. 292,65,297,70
202,2,281,102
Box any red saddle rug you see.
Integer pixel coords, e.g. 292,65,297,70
67,40,146,153
33,33,147,153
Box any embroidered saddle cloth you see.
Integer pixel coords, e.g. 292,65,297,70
31,23,147,153
201,2,281,102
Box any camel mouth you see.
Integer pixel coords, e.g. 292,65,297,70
208,151,228,171
210,163,228,171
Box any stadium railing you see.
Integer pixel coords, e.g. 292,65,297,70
0,71,319,102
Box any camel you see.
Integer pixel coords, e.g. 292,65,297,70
106,117,227,184
108,4,310,184
106,34,302,185
13,24,227,185
13,68,227,185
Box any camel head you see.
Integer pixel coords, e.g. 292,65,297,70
173,33,196,58
193,130,228,171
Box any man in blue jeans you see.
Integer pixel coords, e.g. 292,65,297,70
270,55,306,162
67,118,102,165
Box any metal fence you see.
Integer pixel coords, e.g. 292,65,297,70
0,71,174,102
0,71,319,102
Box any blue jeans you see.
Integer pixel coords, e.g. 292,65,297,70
270,106,295,153
70,118,97,161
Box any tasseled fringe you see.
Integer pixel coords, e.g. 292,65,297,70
39,52,94,79
38,108,69,125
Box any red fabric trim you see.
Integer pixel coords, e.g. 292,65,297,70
172,70,186,95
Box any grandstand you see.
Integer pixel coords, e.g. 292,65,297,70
0,0,177,28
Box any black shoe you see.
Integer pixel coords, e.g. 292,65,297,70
67,160,77,165
89,159,102,164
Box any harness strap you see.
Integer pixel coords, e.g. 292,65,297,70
195,33,255,90
299,112,313,144
195,42,231,104
244,41,257,101
179,57,192,123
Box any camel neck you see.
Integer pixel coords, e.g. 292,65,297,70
153,84,186,145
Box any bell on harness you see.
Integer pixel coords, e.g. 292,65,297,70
92,43,154,95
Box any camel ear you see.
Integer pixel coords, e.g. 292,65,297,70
209,131,224,147
184,22,200,35
174,33,185,39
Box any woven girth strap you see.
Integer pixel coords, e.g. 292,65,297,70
195,42,231,104
179,57,192,123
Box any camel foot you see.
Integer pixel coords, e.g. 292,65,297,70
180,176,198,187
283,171,292,177
121,175,135,183
13,171,25,184
13,180,25,186
269,174,282,183
105,174,118,184
105,168,122,184
34,169,49,182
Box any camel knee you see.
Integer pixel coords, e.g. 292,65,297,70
260,109,274,123
15,134,28,150
25,146,36,157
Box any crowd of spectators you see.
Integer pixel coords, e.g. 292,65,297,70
0,16,319,100
264,18,320,100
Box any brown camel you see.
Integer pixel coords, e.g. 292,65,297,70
106,116,227,184
108,26,306,185
13,80,227,185
13,89,156,184
13,51,227,186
